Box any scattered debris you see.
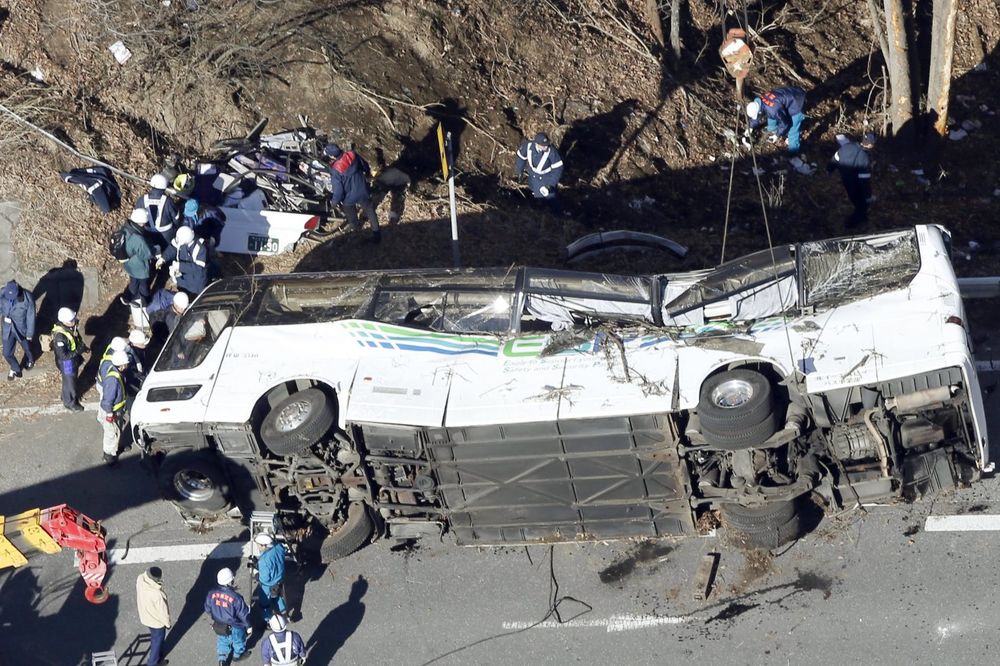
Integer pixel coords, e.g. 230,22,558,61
948,128,968,141
598,542,674,584
788,156,815,175
961,119,983,131
692,552,720,600
108,41,132,65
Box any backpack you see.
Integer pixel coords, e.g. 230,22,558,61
110,225,129,261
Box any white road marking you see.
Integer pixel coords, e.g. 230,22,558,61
924,514,1000,531
0,401,99,418
502,614,689,633
108,542,251,564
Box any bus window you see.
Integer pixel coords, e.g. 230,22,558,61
251,276,372,325
373,290,512,333
155,308,233,372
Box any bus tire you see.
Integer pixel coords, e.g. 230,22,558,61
319,502,374,562
702,411,780,450
157,450,231,515
698,369,774,432
721,500,802,550
260,388,336,456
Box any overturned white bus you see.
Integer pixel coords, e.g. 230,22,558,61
131,225,987,556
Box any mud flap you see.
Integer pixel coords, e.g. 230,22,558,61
901,448,956,501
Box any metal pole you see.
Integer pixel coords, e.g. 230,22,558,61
447,131,460,267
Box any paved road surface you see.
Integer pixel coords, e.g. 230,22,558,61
4,409,1000,666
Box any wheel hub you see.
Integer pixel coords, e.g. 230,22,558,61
275,399,313,432
174,470,215,501
711,379,754,408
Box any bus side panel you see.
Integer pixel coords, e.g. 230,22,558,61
425,414,695,545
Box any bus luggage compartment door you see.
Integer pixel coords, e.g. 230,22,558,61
425,414,694,545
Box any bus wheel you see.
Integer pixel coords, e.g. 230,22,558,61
260,388,336,456
157,450,231,515
721,500,803,549
319,503,374,562
698,369,779,449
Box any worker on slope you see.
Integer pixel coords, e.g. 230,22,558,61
136,173,180,251
136,566,171,666
260,614,305,666
326,143,380,243
827,132,875,228
1,279,36,380
158,225,209,297
746,87,807,154
98,349,130,467
52,307,86,412
146,290,189,339
120,208,155,306
204,567,252,665
253,532,288,622
515,132,564,213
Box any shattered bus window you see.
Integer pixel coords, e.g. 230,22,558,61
251,275,373,325
802,229,920,307
156,308,233,372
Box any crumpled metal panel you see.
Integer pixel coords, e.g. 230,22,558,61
801,229,919,307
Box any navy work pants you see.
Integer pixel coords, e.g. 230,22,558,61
146,626,165,665
2,333,32,374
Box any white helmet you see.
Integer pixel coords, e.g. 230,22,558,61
268,614,288,632
128,329,150,347
216,567,235,586
172,291,190,312
109,336,128,352
110,350,129,367
129,208,148,225
175,225,195,245
57,307,76,324
150,173,169,190
254,532,274,547
745,100,761,119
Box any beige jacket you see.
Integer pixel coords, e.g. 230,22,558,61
136,571,171,629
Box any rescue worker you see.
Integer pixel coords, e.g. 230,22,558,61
98,349,129,466
136,566,171,666
97,336,129,381
253,533,287,622
136,173,180,250
146,290,189,338
260,614,305,666
746,87,807,154
515,132,564,212
121,208,155,306
182,198,226,248
1,279,35,380
158,225,209,296
325,143,380,243
827,132,875,228
204,567,252,665
52,307,86,412
127,328,151,391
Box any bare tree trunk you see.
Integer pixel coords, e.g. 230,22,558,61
882,0,914,135
926,0,959,136
644,0,665,47
670,0,682,60
866,0,891,68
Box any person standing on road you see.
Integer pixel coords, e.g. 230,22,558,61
1,280,36,380
326,143,381,243
204,567,252,665
98,349,129,467
127,328,151,391
136,566,171,666
746,87,808,154
827,132,875,228
158,225,209,297
260,614,305,666
253,533,287,622
515,132,564,213
121,208,155,306
51,307,86,412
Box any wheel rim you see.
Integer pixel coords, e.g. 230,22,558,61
274,399,313,432
711,379,754,408
174,469,215,501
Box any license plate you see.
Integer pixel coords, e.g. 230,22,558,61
247,234,279,253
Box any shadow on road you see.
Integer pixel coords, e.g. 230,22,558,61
304,575,368,663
